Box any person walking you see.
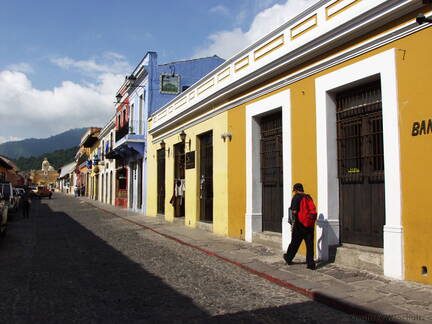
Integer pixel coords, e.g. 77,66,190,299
283,183,317,270
21,189,31,219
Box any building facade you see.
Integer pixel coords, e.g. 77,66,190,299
109,52,224,213
0,155,23,186
98,117,116,205
147,0,432,284
58,162,76,194
78,128,102,199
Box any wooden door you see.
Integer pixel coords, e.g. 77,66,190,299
137,159,143,210
336,81,385,248
157,149,166,214
174,143,185,217
199,132,213,222
129,163,135,208
260,112,283,233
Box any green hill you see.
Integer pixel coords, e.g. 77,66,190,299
0,128,87,159
14,146,78,171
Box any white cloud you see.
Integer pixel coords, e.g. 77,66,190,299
254,0,280,11
0,69,125,139
51,52,131,76
194,0,317,59
0,136,22,144
209,5,229,16
5,63,34,74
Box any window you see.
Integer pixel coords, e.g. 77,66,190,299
130,103,134,133
139,93,144,134
160,74,180,94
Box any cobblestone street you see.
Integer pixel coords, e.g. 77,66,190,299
0,194,368,323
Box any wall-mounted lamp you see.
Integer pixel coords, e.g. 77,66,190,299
179,130,186,142
160,140,166,149
127,75,137,82
127,74,145,89
221,132,232,142
417,13,432,25
115,93,122,103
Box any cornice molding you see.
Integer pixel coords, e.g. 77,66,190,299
151,9,430,143
149,0,423,137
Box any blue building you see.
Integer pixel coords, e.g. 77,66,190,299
107,51,224,212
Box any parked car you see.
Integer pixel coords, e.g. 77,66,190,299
15,188,25,196
34,186,52,199
0,183,18,212
0,193,8,238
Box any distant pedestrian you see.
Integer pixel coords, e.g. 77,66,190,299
283,183,317,270
21,189,31,219
74,185,79,197
81,185,85,197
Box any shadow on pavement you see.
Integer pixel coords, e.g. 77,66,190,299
0,196,366,323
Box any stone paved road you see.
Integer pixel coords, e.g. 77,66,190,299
0,194,369,323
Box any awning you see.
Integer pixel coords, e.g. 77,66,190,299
59,162,76,179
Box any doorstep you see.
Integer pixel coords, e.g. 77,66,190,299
333,243,384,275
253,231,283,251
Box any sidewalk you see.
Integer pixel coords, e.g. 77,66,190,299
80,197,432,324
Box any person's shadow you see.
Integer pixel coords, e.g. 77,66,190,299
315,214,337,269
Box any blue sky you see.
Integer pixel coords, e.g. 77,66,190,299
0,0,315,142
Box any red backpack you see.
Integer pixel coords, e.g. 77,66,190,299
298,194,317,228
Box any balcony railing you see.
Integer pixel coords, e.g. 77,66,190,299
115,120,145,143
127,120,145,135
116,122,129,142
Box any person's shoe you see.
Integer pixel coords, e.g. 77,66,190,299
283,254,293,265
307,264,316,270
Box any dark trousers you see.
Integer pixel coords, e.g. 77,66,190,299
22,203,30,218
286,221,315,267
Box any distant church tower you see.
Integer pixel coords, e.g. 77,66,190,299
42,158,50,176
30,158,59,187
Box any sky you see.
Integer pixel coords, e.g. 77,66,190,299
0,0,316,143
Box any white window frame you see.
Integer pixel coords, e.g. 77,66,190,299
245,90,292,249
315,49,403,279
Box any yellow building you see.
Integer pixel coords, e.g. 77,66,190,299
147,0,432,284
30,158,59,187
80,128,102,200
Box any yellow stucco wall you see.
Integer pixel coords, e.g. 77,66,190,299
223,15,432,280
394,28,432,284
227,105,246,239
146,129,158,217
289,81,318,256
147,112,229,236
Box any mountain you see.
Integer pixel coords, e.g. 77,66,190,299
14,146,79,171
0,128,87,159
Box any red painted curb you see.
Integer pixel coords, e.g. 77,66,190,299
85,201,404,324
